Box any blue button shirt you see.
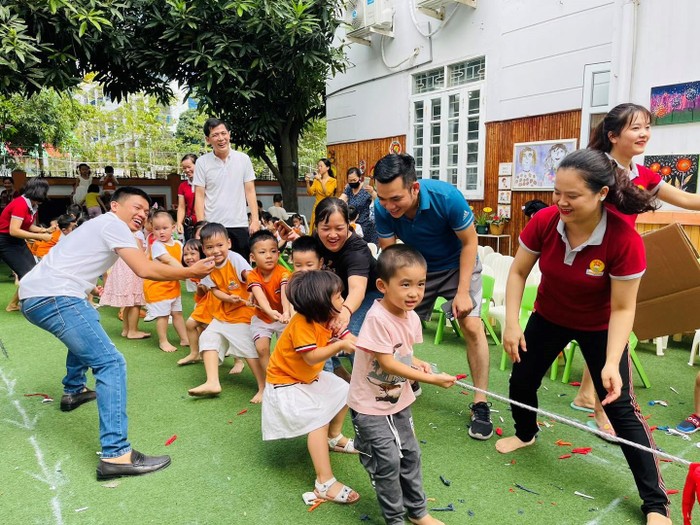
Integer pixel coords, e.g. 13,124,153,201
374,179,474,272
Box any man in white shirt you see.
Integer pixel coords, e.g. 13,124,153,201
20,187,214,480
193,118,260,258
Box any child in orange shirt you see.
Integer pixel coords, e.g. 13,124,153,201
246,230,291,371
143,210,188,352
188,223,265,403
262,270,359,505
177,239,212,365
31,214,77,258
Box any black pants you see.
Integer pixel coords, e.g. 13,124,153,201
225,227,250,260
510,312,669,517
0,233,36,279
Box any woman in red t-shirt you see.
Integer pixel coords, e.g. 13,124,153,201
176,154,197,241
0,178,54,311
498,149,670,524
574,104,700,437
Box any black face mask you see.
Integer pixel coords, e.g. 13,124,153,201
348,182,361,189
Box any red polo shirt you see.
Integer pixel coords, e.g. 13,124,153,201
177,180,197,223
519,205,645,331
605,163,663,227
0,196,36,234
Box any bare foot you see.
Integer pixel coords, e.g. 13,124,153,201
594,409,615,437
188,383,222,397
126,331,151,339
180,340,190,347
121,330,128,337
250,390,264,404
495,435,536,453
229,359,245,374
647,512,672,525
177,354,202,366
159,342,178,353
410,515,445,525
571,395,595,410
5,304,20,312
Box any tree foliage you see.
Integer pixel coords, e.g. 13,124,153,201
1,0,346,209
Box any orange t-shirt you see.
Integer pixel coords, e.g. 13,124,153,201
201,251,254,324
143,240,182,303
246,265,290,323
266,314,350,385
30,229,61,257
189,278,215,324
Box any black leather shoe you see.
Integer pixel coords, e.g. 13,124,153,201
60,388,97,412
96,450,171,481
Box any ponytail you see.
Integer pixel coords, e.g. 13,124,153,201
588,103,653,153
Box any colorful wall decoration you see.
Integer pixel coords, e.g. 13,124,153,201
643,154,699,194
511,139,577,190
650,81,700,125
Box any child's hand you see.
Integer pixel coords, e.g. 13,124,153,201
38,233,53,242
413,359,432,374
280,312,291,323
340,339,356,355
46,224,58,233
429,372,457,389
227,295,243,305
93,285,104,297
269,310,283,322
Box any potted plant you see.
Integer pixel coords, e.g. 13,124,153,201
489,214,509,235
474,206,493,234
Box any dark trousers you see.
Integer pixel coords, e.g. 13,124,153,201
225,227,250,260
509,312,669,517
352,407,427,525
0,233,36,278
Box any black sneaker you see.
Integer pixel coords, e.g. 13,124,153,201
468,401,493,440
411,381,422,397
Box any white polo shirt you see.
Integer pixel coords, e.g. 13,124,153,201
193,148,255,228
20,213,138,299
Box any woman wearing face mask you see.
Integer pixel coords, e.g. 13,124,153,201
339,167,378,244
176,154,198,241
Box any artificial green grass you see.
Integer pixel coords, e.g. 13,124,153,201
0,267,697,524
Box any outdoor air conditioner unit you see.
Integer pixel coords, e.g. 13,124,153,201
345,0,395,46
416,0,477,20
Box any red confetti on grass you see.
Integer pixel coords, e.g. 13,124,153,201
559,454,572,460
237,409,248,416
495,427,503,436
569,382,581,387
455,374,468,380
165,435,177,446
650,426,658,431
555,440,572,447
24,393,53,400
510,459,516,465
460,391,470,396
667,489,679,495
572,447,592,455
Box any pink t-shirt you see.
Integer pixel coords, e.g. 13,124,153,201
348,300,423,416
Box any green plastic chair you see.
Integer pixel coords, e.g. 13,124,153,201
481,274,500,346
433,297,463,345
560,332,650,388
277,255,292,272
498,284,537,371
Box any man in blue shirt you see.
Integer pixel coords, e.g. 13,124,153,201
374,153,492,440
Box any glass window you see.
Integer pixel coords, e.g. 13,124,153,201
591,71,610,107
448,57,486,87
413,68,445,95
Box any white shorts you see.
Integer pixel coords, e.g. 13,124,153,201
261,372,349,441
146,296,182,318
250,316,286,342
199,319,257,363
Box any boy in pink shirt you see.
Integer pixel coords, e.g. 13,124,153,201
348,245,457,525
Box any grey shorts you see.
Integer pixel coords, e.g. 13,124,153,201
414,259,483,321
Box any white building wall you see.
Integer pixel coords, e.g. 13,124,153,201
327,0,615,144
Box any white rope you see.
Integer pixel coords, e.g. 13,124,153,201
454,379,692,467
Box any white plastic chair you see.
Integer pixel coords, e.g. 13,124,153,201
688,330,700,365
482,245,494,258
367,242,379,259
489,255,514,306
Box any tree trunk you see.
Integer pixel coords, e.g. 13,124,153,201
274,126,300,212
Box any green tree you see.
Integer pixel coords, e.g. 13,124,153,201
175,109,207,152
1,0,346,210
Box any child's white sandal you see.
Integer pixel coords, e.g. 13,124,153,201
314,477,359,504
328,433,359,454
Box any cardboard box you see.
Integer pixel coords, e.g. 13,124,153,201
633,223,700,340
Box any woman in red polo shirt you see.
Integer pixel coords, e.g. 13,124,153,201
497,149,670,525
176,154,198,241
573,103,700,437
0,178,54,311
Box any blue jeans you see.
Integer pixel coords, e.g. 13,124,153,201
21,296,131,458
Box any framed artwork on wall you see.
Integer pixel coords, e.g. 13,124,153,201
643,155,699,194
512,139,577,190
650,81,700,126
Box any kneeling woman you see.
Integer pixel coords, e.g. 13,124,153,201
497,149,670,525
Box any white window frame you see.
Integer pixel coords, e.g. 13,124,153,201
580,62,612,148
408,62,486,200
